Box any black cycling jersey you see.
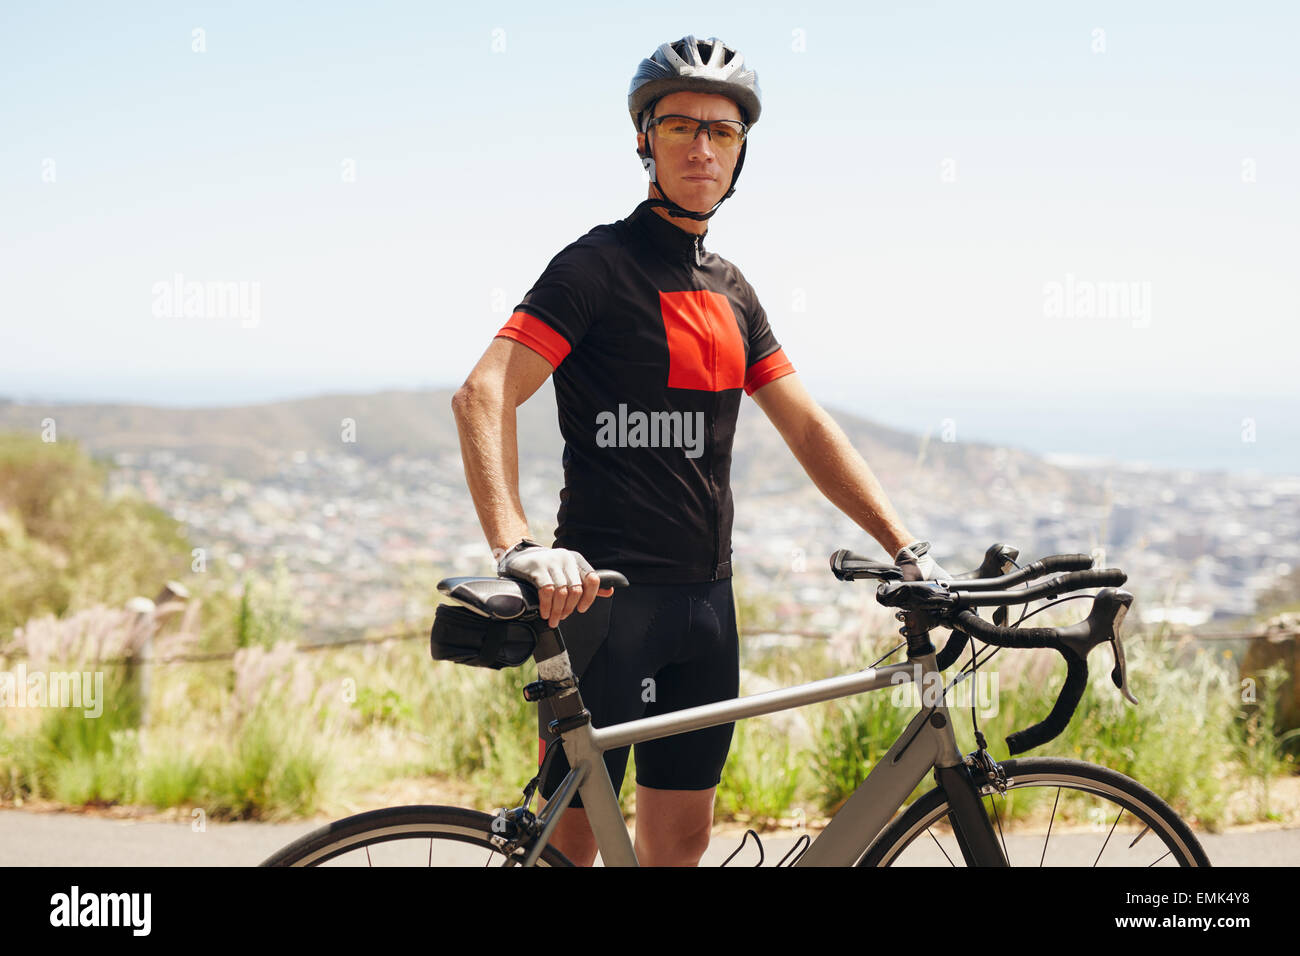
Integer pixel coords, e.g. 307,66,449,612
496,199,795,583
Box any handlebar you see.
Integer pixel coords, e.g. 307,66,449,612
951,588,1137,753
832,542,1140,755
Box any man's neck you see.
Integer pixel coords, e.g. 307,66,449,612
647,188,709,236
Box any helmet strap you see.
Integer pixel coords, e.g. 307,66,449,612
637,129,745,222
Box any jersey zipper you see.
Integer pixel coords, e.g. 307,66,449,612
693,233,720,581
701,233,721,578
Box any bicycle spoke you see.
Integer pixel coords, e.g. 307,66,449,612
1039,787,1061,867
365,845,373,867
927,827,956,866
988,795,1010,865
1147,848,1173,867
1093,807,1124,867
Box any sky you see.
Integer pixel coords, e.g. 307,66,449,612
2,2,1297,469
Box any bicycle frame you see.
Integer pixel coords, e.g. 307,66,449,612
525,623,1008,867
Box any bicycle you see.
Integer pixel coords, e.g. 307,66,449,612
260,543,1212,867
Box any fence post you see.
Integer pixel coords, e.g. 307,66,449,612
125,596,156,730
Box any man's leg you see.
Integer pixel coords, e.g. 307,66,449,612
629,581,738,867
538,802,598,866
634,785,716,866
534,590,639,868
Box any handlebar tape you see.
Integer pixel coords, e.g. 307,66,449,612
1005,652,1089,755
1037,553,1096,572
953,610,1090,755
953,610,1058,648
935,628,970,670
1052,568,1128,590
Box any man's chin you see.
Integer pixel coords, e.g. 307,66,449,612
669,184,723,213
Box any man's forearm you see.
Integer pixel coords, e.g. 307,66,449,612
786,408,915,558
450,385,533,558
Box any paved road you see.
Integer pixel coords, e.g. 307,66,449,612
1,810,1296,866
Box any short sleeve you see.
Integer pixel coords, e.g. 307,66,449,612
495,239,608,370
742,296,795,396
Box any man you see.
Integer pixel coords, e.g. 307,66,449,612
451,35,947,867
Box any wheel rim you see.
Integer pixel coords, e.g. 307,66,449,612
873,770,1202,867
294,826,541,867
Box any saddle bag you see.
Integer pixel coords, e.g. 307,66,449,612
429,603,536,669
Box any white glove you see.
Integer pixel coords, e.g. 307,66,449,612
496,539,600,626
894,540,952,583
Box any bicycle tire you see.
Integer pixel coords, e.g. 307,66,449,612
858,757,1212,867
259,805,576,867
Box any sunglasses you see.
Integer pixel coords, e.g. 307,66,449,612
647,114,748,149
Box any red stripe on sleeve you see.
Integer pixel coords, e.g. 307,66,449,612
744,347,795,395
495,311,572,369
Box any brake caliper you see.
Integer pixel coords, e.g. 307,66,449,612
967,739,1008,796
487,806,541,856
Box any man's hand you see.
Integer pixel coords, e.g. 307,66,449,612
496,540,614,628
894,541,952,583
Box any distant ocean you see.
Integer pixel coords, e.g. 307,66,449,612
842,390,1300,477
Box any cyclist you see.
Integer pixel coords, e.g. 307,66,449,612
451,35,948,867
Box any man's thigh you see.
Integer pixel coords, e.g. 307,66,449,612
632,580,739,792
537,586,668,804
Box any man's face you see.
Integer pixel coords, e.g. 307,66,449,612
637,91,744,213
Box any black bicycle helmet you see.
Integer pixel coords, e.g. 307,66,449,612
628,35,762,221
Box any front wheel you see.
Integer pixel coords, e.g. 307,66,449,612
858,757,1211,867
259,805,575,867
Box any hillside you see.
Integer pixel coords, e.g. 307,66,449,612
0,388,1083,503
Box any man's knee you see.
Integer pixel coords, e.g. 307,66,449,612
634,786,715,865
543,803,598,866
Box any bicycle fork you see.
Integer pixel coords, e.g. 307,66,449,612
935,760,1008,867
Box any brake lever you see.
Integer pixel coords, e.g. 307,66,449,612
1104,590,1139,705
1055,588,1138,705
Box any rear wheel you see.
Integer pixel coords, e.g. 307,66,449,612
859,758,1211,867
259,805,575,867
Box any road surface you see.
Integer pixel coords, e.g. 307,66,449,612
1,809,1296,865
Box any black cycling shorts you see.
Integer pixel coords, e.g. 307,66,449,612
537,579,739,806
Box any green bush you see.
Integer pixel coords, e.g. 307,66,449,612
0,433,189,636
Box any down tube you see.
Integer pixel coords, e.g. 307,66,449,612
795,709,939,867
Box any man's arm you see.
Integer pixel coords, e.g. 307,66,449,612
450,337,608,624
749,371,916,559
451,337,551,556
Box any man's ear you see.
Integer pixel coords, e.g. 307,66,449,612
636,131,646,153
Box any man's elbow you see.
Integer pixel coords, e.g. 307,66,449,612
451,377,483,423
452,374,507,425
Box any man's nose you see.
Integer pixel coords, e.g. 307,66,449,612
688,128,717,159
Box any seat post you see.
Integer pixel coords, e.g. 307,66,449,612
531,622,589,728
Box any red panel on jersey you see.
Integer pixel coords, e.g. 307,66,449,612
659,290,746,392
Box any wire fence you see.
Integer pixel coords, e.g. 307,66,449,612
112,623,1293,667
